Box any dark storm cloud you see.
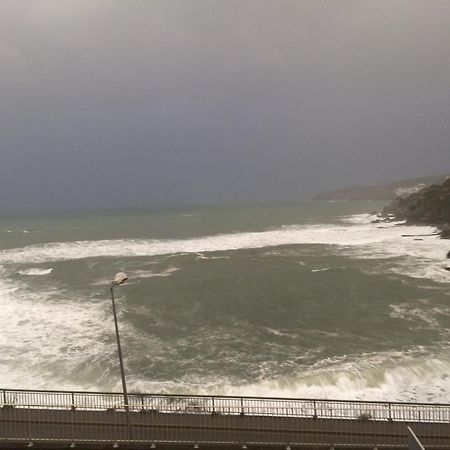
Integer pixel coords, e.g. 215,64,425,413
1,0,450,211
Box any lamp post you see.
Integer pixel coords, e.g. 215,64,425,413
110,272,132,439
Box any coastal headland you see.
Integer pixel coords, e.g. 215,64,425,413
382,176,450,239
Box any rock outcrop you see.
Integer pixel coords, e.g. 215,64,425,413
382,177,450,238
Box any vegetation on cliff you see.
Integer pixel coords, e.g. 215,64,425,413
382,177,450,238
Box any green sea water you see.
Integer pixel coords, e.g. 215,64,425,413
0,201,449,402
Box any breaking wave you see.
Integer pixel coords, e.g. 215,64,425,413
0,214,447,282
16,268,53,276
122,350,450,404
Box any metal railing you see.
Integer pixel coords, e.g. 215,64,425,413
2,388,450,422
1,388,450,447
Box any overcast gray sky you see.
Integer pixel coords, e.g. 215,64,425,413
1,0,449,211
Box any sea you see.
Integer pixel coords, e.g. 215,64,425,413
0,201,449,403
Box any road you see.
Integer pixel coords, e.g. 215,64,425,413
1,407,449,449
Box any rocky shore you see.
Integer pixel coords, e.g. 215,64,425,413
382,177,450,239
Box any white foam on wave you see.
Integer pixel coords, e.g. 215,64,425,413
341,214,406,226
123,350,450,404
16,268,53,276
92,267,180,285
0,266,114,390
389,300,449,327
131,267,179,279
195,252,230,260
222,356,450,403
0,214,446,282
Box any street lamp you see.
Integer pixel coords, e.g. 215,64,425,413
110,272,132,439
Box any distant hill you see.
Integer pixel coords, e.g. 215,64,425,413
315,176,447,201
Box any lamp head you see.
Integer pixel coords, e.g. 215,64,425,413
112,272,128,286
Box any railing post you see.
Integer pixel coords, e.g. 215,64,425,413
240,397,245,416
388,402,392,422
212,396,215,414
71,400,75,443
70,392,76,443
27,404,32,443
313,400,317,419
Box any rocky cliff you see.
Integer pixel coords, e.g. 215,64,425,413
382,177,450,238
316,176,446,201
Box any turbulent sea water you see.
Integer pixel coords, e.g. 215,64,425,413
0,201,449,403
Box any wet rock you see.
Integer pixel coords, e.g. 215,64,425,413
382,177,450,239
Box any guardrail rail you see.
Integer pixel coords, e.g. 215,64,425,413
1,388,450,448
